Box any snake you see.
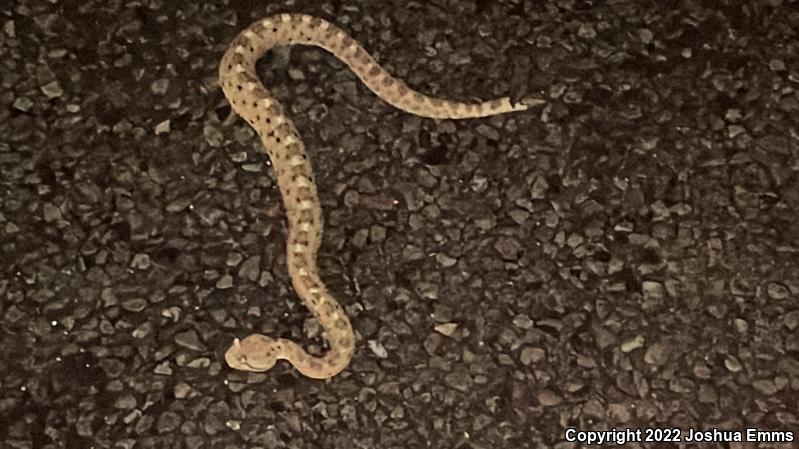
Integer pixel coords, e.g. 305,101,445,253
219,13,540,379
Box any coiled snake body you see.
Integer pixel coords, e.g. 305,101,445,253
220,14,539,379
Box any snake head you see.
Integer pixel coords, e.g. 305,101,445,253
225,335,278,372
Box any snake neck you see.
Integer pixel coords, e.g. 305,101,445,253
276,337,353,379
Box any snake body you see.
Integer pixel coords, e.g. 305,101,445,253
220,14,538,379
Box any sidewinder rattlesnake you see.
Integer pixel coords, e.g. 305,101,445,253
219,13,542,379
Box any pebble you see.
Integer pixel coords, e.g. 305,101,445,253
175,330,204,351
620,335,644,353
434,322,458,336
216,274,233,289
519,347,545,365
644,342,670,366
493,236,522,260
368,340,388,358
767,282,790,300
435,253,457,267
642,281,664,299
121,298,148,312
13,96,33,111
41,80,63,98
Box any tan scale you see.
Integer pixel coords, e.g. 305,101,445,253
220,13,542,379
